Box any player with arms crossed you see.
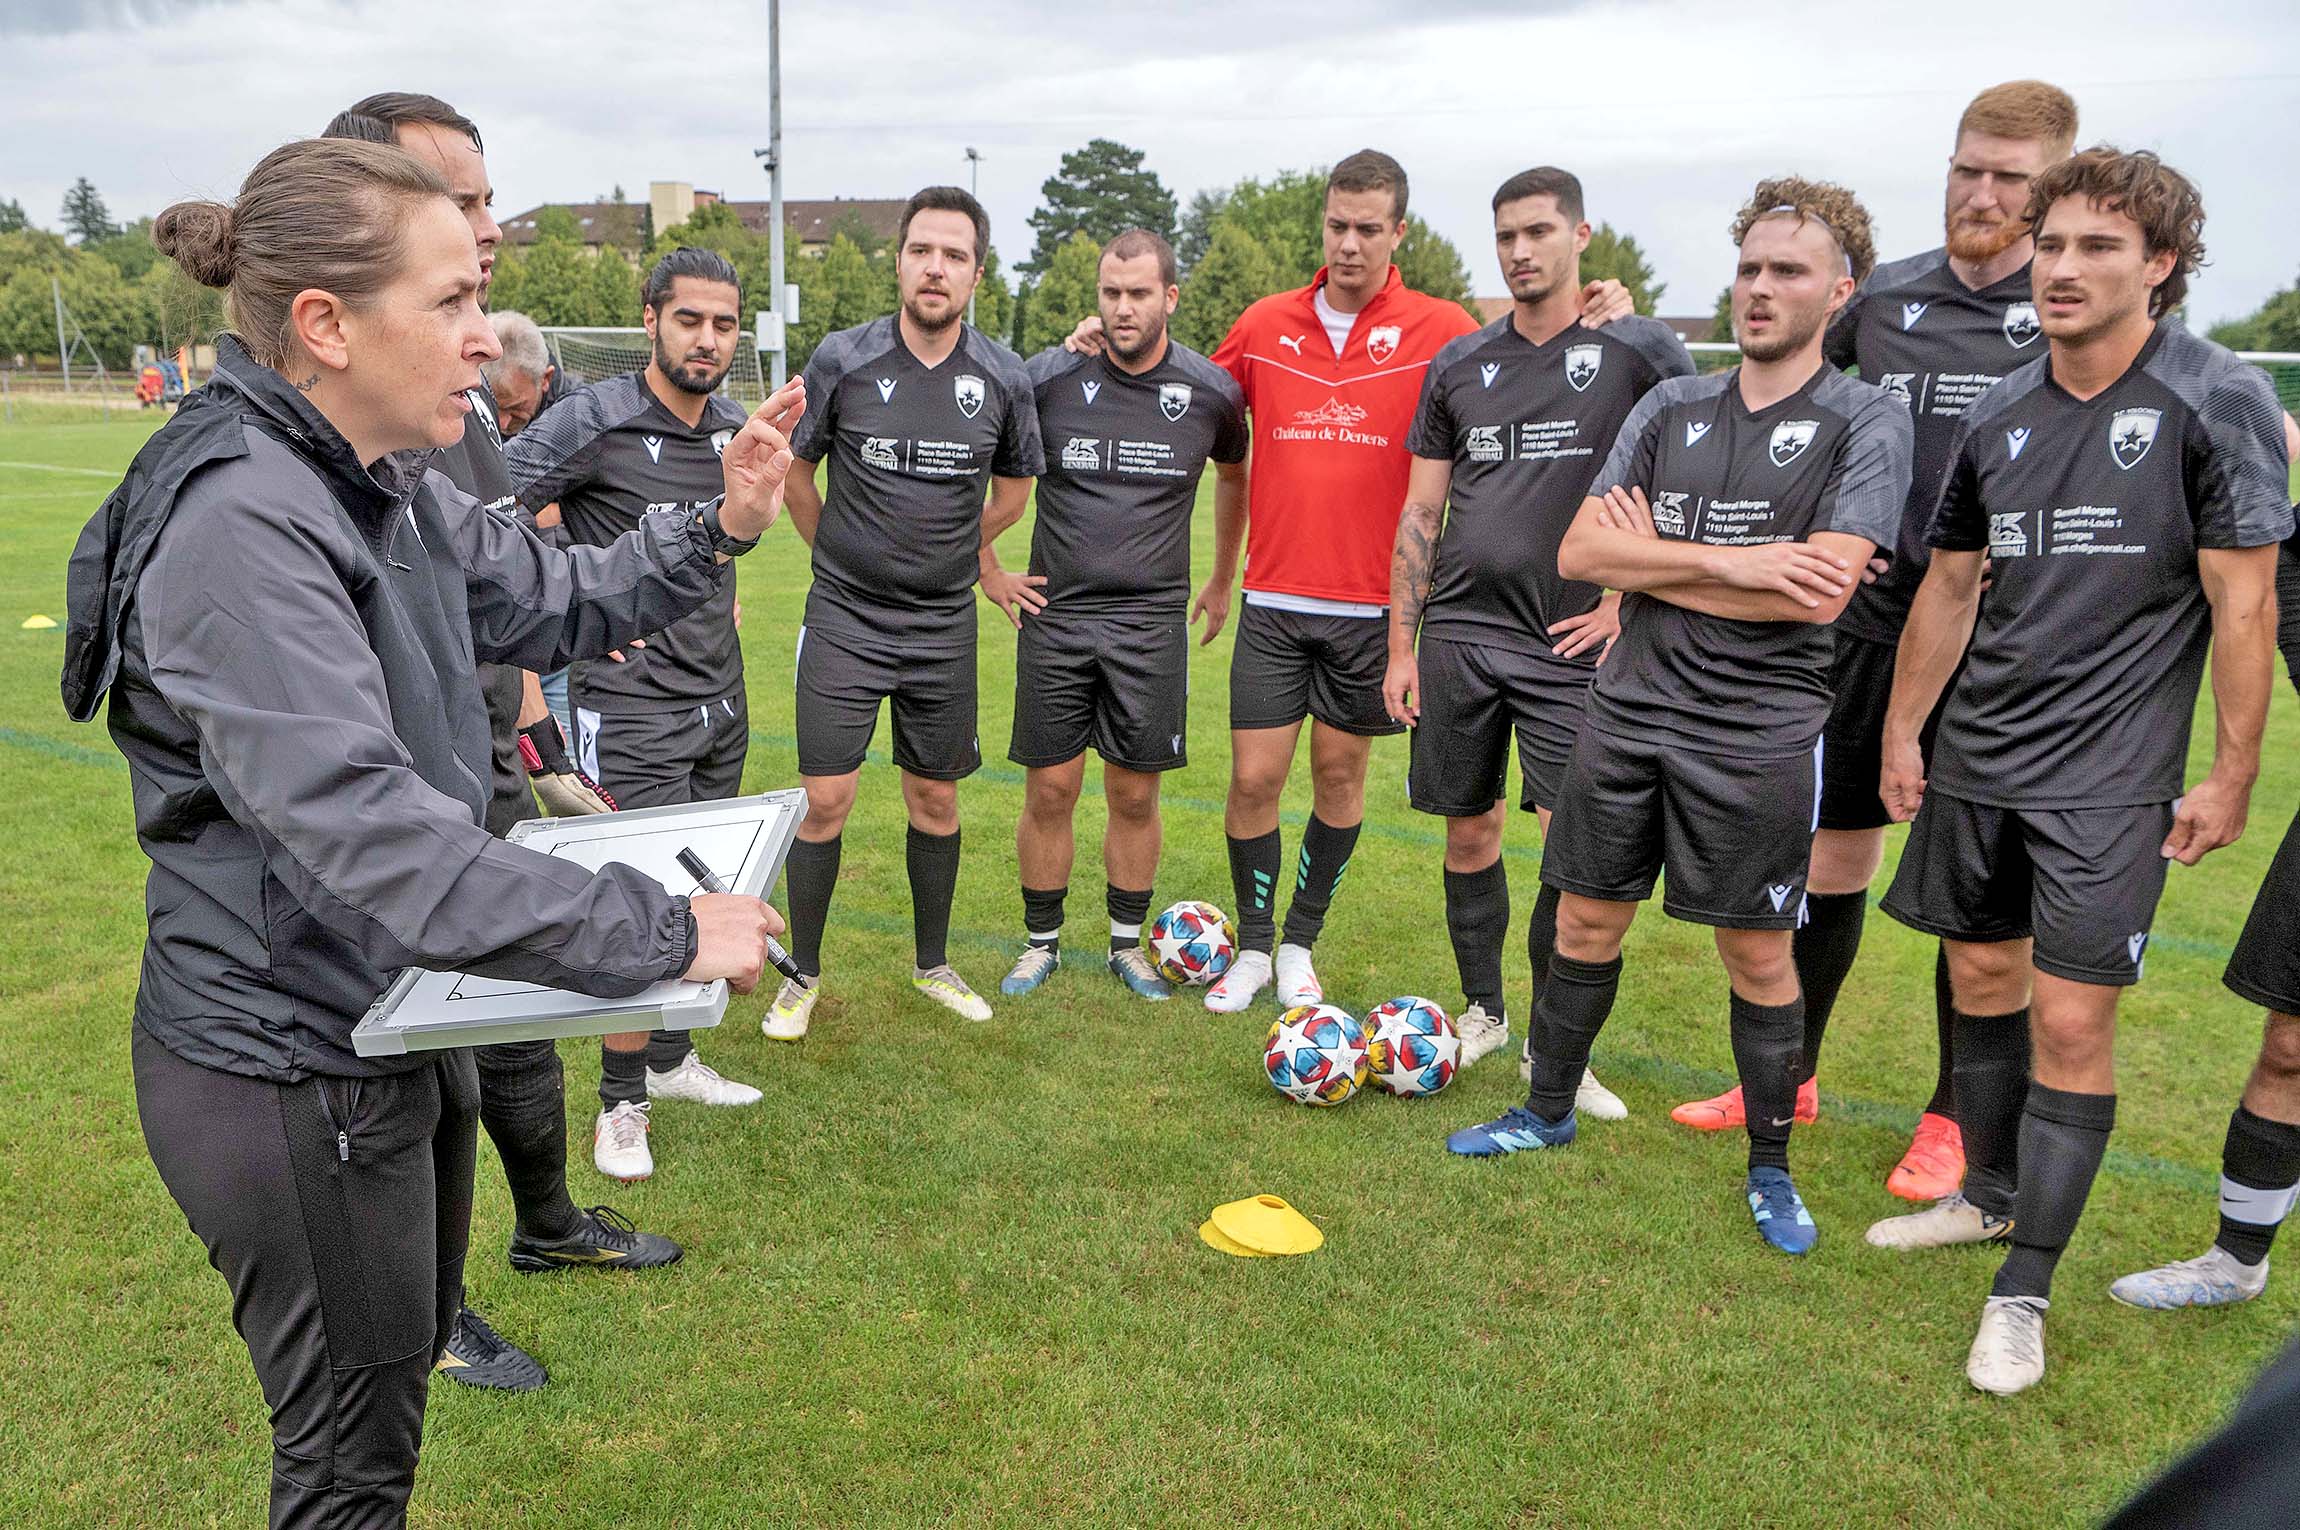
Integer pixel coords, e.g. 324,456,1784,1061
989,230,1247,1000
1386,165,1691,1100
1870,148,2290,1393
769,187,1043,1036
506,247,764,1182
1669,84,2080,1209
1448,179,1911,1261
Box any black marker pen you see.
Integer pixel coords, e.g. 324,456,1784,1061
677,846,805,984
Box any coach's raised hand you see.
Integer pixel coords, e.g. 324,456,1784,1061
718,376,808,541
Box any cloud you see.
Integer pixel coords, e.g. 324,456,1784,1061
0,0,264,37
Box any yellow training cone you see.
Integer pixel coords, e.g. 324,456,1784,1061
1198,1220,1268,1258
1209,1194,1323,1256
20,615,57,630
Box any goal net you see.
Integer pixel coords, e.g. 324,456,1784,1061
537,327,769,410
1687,341,2300,416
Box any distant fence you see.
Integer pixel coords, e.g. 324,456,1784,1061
1,371,189,426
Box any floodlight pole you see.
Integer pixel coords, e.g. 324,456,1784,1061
965,146,982,329
54,276,68,390
765,0,786,388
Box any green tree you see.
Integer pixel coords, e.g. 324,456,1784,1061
1172,221,1280,354
1018,233,1102,356
0,227,71,286
827,208,888,258
1175,187,1228,277
60,177,119,245
138,257,226,352
1579,224,1665,313
1392,219,1474,309
90,217,160,283
788,233,896,369
588,245,641,326
2207,278,2300,352
0,248,143,365
973,247,1013,347
1196,167,1475,314
1712,284,1735,341
1025,139,1175,275
0,198,27,234
533,205,584,243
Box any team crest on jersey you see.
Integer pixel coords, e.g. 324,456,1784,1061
1159,382,1193,421
861,436,899,470
1478,362,1499,389
1464,426,1504,462
710,427,734,458
1062,437,1101,470
1651,490,1690,536
1878,372,1915,407
954,374,985,419
2003,303,2042,349
2109,407,2161,470
1990,511,2029,557
1365,325,1402,364
467,389,499,442
1564,344,1603,393
1768,419,1818,466
1081,379,1100,404
1684,420,1712,447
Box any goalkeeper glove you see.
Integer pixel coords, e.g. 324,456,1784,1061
518,718,617,815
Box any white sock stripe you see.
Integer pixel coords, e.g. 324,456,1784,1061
1110,922,1142,939
2220,1175,2300,1226
1025,929,1062,943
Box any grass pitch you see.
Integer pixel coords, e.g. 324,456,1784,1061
2,414,2296,1527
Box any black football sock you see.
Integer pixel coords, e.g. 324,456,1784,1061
783,834,841,980
598,1042,649,1111
1022,884,1067,953
1952,1007,2031,1220
644,1029,693,1072
474,1040,583,1243
1526,882,1561,1013
906,825,961,971
2216,1105,2300,1266
1443,857,1509,1020
1526,953,1621,1121
1281,815,1362,950
1228,828,1281,955
1732,990,1805,1173
1791,891,1866,1085
1993,1084,2116,1301
1922,945,1957,1117
1108,884,1152,954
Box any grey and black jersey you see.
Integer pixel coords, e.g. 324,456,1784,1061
791,317,1044,653
1925,320,2293,809
1824,248,2040,643
1584,366,1911,757
1022,342,1246,615
504,373,747,712
1406,314,1692,660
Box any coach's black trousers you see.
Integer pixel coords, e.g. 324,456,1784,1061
133,1027,480,1530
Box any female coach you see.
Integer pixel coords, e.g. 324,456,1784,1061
60,136,802,1526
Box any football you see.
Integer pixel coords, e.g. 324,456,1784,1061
1364,996,1460,1097
1146,899,1237,986
1262,1004,1370,1107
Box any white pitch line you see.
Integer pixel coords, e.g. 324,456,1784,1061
0,461,118,478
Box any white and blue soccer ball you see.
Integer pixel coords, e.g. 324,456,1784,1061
1147,900,1236,986
1263,1004,1369,1107
1363,996,1460,1097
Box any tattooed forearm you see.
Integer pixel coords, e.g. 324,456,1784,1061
1390,498,1442,637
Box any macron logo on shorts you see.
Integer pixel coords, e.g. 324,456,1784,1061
2128,932,2149,967
1767,884,1794,913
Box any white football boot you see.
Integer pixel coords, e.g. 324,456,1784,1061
645,1050,762,1106
2109,1246,2270,1310
1454,1003,1510,1068
1865,1191,2014,1251
1206,949,1273,1013
761,975,819,1041
1273,943,1324,1009
593,1100,654,1182
1966,1296,2048,1396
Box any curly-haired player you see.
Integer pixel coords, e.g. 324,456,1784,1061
1445,178,1912,1261
1871,148,2291,1394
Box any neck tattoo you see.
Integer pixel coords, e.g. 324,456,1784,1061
293,373,320,394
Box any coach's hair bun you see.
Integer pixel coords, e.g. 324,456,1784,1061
154,200,236,288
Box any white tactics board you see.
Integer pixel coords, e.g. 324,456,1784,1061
352,790,805,1056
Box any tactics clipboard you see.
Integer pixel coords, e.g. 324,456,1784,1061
351,789,806,1057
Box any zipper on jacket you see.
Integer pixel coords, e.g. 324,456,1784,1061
314,1078,362,1163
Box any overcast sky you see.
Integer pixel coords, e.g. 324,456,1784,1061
5,0,2295,327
